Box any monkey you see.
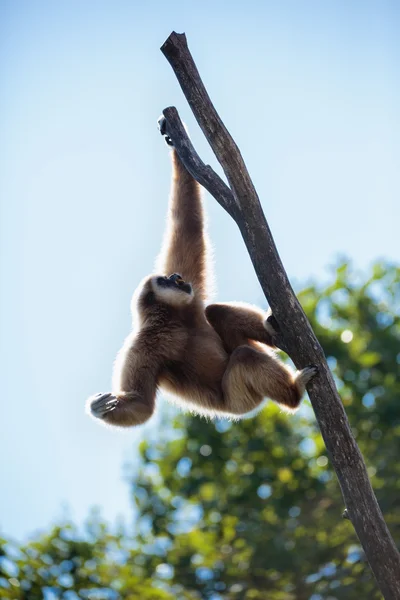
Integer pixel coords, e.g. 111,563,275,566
86,117,317,428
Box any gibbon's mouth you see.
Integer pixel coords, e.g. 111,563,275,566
157,274,192,295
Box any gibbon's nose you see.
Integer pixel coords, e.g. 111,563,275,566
169,273,185,286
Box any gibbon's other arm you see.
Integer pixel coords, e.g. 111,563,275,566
206,302,276,354
158,118,208,300
87,332,161,427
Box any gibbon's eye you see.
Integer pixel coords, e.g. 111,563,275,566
157,276,168,286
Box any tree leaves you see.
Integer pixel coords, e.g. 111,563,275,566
1,261,398,599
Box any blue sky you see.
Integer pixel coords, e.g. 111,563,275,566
0,0,398,541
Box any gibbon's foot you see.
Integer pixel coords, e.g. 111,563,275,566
88,393,119,419
157,115,173,146
300,365,319,384
281,365,318,412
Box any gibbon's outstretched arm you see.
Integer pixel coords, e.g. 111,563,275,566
158,120,208,300
87,331,161,427
206,302,276,353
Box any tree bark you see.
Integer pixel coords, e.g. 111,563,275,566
160,31,400,599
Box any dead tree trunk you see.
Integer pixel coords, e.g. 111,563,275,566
160,31,400,599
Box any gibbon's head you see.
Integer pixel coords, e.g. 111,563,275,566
151,273,194,307
134,273,194,319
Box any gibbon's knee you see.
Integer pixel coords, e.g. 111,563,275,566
87,392,155,428
222,345,317,415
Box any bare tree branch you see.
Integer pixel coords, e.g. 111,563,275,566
161,31,400,599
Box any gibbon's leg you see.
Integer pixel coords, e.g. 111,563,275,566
87,344,159,428
158,117,208,301
206,303,317,412
221,345,317,414
205,303,276,353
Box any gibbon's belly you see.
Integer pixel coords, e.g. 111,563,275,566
159,361,225,409
158,331,227,407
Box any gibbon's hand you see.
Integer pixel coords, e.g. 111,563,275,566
87,389,155,426
264,309,280,337
157,115,174,146
88,392,119,419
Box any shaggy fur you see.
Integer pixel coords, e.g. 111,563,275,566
87,128,317,428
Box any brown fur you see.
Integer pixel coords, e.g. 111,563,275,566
87,148,316,428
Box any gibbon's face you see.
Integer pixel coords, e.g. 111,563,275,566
151,273,194,307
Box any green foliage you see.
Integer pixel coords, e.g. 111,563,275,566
1,261,399,600
0,516,194,599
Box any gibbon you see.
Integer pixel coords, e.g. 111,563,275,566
86,118,317,428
